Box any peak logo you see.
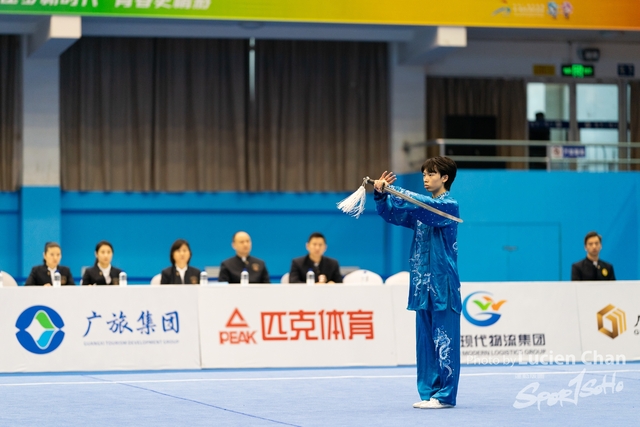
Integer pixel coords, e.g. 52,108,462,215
15,306,65,354
226,308,248,328
462,292,507,327
597,305,626,339
220,309,256,345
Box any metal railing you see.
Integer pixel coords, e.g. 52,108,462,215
403,139,640,171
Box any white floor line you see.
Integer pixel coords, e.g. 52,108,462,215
1,369,639,387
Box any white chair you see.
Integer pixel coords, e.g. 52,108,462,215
0,271,18,287
150,274,162,285
385,271,410,285
340,266,360,276
205,266,220,279
342,269,383,285
280,272,290,284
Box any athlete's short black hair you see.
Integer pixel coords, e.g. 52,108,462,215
421,156,458,191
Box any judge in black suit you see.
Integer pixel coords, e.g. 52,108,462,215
82,241,123,286
25,242,76,286
289,232,342,284
219,231,270,284
571,231,616,281
160,239,201,285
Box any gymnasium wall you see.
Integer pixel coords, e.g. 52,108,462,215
0,193,19,276
2,170,637,282
395,171,640,282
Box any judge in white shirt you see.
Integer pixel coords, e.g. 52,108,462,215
81,241,123,286
160,239,201,285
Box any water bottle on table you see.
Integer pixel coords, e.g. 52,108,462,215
53,271,61,287
119,271,127,287
200,270,208,286
306,269,315,286
240,268,249,286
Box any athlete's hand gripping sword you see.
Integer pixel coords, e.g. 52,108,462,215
337,177,463,223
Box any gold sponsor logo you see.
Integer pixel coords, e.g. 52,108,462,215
597,305,626,339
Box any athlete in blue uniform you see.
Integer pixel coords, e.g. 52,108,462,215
373,156,461,409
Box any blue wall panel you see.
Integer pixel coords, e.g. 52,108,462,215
397,171,639,281
60,192,385,281
20,187,61,277
6,171,639,284
0,193,19,277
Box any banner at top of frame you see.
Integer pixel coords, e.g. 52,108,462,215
1,0,640,31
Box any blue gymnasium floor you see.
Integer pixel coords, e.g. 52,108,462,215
0,363,638,427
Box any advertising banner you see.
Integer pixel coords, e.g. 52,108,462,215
0,0,639,30
575,281,640,362
198,285,397,368
0,286,201,372
389,283,416,366
459,282,583,365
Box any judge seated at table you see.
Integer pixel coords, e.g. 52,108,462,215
218,231,270,284
82,241,123,286
571,231,616,281
25,242,75,286
289,232,342,284
160,239,201,285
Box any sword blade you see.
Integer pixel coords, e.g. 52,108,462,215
384,187,463,223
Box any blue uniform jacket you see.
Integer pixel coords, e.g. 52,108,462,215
374,186,461,313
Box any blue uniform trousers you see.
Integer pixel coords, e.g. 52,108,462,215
415,298,461,405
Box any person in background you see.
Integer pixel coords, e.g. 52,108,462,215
219,231,270,284
571,231,616,281
528,111,551,170
160,239,201,285
25,242,75,286
82,241,123,286
289,232,342,284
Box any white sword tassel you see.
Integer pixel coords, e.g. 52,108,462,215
337,177,463,223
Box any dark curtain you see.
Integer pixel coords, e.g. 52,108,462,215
426,77,527,169
61,38,389,192
251,40,389,191
60,37,247,191
0,36,21,191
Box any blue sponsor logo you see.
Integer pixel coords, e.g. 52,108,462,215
15,306,65,354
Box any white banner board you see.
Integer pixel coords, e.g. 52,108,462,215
198,285,398,368
459,283,583,365
0,287,201,372
392,282,584,366
575,281,640,362
2,282,637,373
389,284,416,365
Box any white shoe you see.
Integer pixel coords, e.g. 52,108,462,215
413,400,428,408
419,398,454,409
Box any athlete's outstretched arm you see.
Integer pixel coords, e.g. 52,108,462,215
381,186,458,228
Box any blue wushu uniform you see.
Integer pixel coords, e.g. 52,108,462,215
374,186,461,406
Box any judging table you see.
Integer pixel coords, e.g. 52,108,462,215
1,282,638,373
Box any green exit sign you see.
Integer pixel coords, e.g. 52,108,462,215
561,64,595,78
